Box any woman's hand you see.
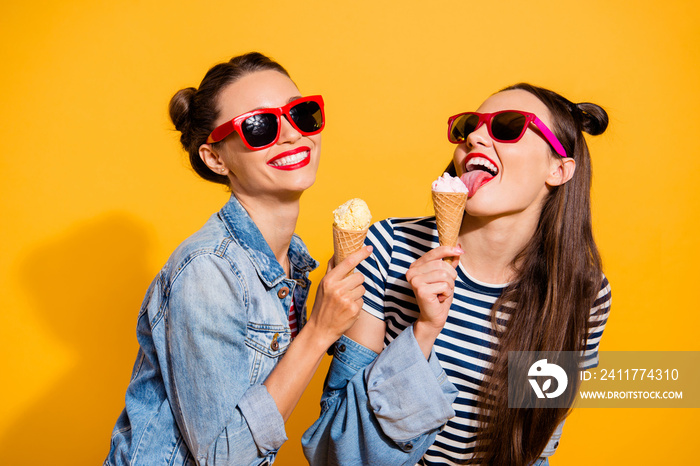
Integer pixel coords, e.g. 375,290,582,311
406,246,462,358
264,246,372,421
306,246,373,349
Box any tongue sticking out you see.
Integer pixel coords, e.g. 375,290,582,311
460,171,494,196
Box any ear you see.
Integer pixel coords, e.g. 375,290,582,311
545,157,576,187
199,143,229,176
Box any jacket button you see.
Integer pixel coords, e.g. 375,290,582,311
405,442,413,450
338,344,346,352
277,287,289,299
271,333,280,351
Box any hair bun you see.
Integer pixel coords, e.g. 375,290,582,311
575,102,608,136
169,87,197,139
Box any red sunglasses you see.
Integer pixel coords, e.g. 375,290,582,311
447,110,568,157
206,95,325,150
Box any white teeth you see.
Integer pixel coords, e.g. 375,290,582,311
466,157,498,174
269,151,309,167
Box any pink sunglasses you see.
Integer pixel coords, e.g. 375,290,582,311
447,110,568,157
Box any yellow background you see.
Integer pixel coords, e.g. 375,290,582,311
1,0,698,464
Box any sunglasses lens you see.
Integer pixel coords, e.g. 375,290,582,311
491,112,527,141
241,113,278,148
289,100,324,133
449,114,480,142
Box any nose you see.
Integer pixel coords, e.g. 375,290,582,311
465,121,491,150
277,115,302,145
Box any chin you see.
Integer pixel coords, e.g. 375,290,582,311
287,174,317,194
464,195,504,218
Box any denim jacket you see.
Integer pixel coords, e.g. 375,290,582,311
302,325,459,465
105,195,318,466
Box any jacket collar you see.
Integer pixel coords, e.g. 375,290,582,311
219,194,318,287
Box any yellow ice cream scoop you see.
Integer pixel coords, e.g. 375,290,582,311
333,198,372,231
332,198,372,269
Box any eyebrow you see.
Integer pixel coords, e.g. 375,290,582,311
248,95,303,112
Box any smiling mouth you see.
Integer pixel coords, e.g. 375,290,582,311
461,155,499,195
267,149,311,170
465,156,498,176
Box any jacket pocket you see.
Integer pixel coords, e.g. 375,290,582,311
245,323,291,384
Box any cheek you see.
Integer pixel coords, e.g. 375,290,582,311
501,143,551,177
452,146,468,175
221,149,244,172
505,159,553,201
309,135,322,168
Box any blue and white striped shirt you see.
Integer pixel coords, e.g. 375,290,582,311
357,216,611,465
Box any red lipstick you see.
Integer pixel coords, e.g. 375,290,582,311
267,146,311,171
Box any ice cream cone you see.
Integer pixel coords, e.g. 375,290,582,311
432,190,468,265
333,224,368,271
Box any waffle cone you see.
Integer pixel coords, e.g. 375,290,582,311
333,224,368,269
432,190,468,264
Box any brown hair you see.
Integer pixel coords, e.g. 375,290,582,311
169,52,290,186
446,83,608,465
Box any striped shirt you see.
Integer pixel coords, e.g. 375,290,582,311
288,297,298,338
357,217,611,465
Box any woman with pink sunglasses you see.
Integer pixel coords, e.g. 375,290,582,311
303,83,611,466
104,52,371,465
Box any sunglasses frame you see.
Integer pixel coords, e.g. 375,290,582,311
206,95,325,150
447,110,568,158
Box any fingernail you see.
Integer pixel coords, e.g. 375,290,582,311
455,248,464,254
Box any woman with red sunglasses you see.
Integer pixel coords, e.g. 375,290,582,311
104,52,371,465
303,84,611,466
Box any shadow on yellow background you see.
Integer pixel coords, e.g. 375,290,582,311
1,215,149,464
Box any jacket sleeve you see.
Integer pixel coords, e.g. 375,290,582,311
165,253,284,465
302,325,458,465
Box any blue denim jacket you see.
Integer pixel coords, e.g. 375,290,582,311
105,195,318,466
302,325,459,465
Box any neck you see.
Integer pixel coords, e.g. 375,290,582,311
458,209,540,284
235,192,301,273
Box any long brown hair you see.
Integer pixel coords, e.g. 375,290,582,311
168,52,290,186
446,83,608,465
